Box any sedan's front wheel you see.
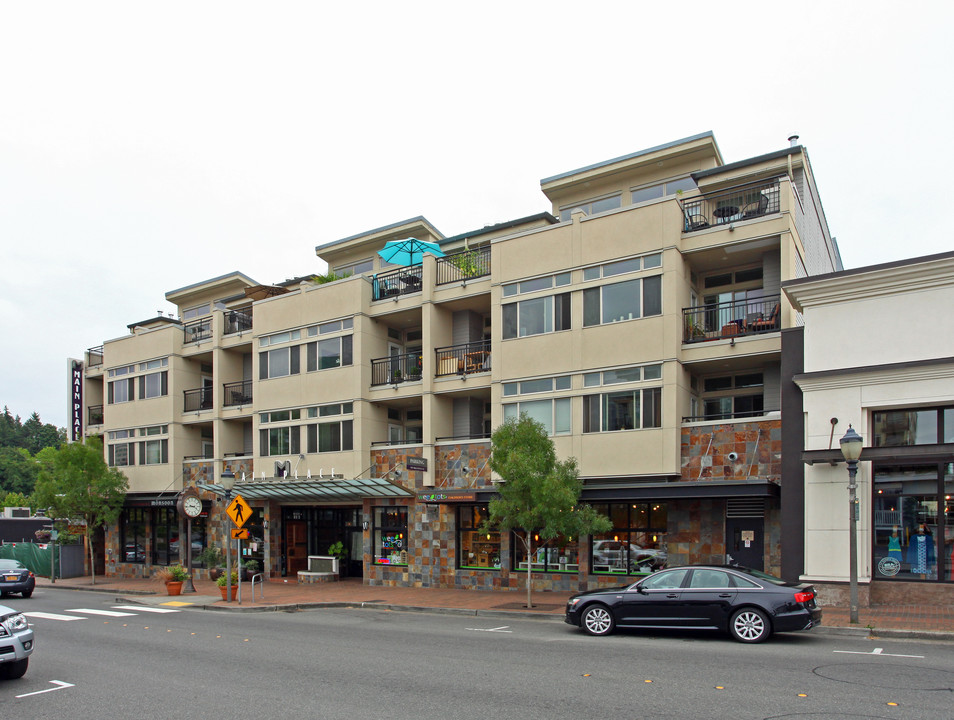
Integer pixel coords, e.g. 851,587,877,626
730,607,770,643
581,604,615,636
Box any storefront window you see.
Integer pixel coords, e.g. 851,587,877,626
511,531,579,573
373,506,408,566
119,508,147,564
152,508,178,566
458,506,500,570
873,464,951,582
590,502,668,576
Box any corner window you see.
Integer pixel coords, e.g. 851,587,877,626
559,194,621,221
373,507,408,566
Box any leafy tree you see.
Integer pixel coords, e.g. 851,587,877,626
0,447,38,496
22,412,66,454
33,438,128,585
481,414,612,608
1,490,32,510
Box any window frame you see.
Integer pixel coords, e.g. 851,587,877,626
502,292,571,339
372,506,408,566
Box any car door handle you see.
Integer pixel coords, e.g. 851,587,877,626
718,593,732,598
666,593,679,598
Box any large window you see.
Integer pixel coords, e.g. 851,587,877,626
458,506,500,570
503,399,571,435
512,532,579,573
109,441,134,467
108,378,135,404
590,502,668,576
306,336,353,371
559,194,621,222
583,388,662,432
583,276,661,326
502,293,571,339
260,346,301,379
872,462,952,583
373,507,408,566
259,426,301,456
306,420,354,453
701,372,763,420
139,371,168,399
872,406,953,447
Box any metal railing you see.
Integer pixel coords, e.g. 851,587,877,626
680,178,781,232
183,318,213,343
434,340,491,377
435,433,491,442
683,294,781,343
371,352,424,386
436,246,491,285
682,409,767,422
183,387,214,412
87,346,104,366
88,405,104,425
224,306,253,335
223,380,253,407
372,265,423,301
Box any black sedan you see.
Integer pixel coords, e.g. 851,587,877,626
0,559,35,599
565,565,821,643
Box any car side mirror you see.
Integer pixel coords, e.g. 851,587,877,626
635,583,647,594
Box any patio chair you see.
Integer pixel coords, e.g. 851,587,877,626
748,303,780,332
742,194,769,219
685,212,710,231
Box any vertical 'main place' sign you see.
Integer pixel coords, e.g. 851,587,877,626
70,359,83,442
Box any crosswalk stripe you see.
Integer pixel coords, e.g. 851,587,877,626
66,608,137,617
23,612,86,622
112,605,181,614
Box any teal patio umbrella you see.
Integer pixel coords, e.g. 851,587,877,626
377,237,444,266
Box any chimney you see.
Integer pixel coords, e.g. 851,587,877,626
788,134,800,148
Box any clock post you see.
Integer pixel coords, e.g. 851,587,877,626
177,488,203,594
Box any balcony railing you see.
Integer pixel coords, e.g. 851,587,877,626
87,346,104,366
683,294,780,343
223,380,253,407
88,405,104,425
183,318,213,343
682,409,767,422
371,352,423,386
435,340,491,377
436,246,491,285
183,387,213,412
372,265,423,301
224,306,253,335
680,178,781,232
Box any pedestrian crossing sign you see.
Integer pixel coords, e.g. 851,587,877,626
226,494,252,528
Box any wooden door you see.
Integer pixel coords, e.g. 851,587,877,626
286,520,308,575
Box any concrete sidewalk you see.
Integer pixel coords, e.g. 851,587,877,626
32,576,954,641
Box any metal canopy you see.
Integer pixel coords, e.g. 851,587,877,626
196,476,414,503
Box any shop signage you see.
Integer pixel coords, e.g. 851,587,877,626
417,489,478,503
877,556,901,576
406,456,427,472
70,359,83,443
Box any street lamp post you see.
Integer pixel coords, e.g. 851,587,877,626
839,424,863,625
221,469,236,603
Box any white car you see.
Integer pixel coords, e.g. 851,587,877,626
592,540,667,572
0,604,34,679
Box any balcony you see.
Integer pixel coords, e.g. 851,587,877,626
183,318,213,343
87,346,104,367
371,352,423,387
223,380,253,407
372,265,423,301
680,178,780,232
224,306,252,335
683,294,780,343
183,387,213,412
435,340,491,377
436,246,491,285
88,405,104,426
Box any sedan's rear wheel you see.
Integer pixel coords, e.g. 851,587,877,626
21,590,33,598
730,607,770,643
581,604,615,636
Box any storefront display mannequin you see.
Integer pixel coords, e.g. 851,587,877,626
887,525,903,562
906,523,936,579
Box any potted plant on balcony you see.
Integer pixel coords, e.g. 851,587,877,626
155,565,190,596
449,249,482,280
392,369,403,383
406,356,422,381
216,570,239,600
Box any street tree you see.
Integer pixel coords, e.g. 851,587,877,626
33,438,128,584
0,447,38,496
481,413,611,608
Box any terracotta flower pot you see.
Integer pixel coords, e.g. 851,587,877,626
219,584,237,601
166,581,183,596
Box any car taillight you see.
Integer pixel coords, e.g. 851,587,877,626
794,590,814,603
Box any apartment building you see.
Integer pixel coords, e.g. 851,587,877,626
72,131,841,591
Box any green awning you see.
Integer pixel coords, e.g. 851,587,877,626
196,476,414,503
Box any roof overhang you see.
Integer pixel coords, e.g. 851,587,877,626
196,477,415,503
580,480,780,501
802,444,954,466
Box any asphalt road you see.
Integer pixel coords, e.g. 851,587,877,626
5,587,954,719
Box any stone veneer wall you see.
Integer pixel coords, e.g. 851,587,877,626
680,419,781,482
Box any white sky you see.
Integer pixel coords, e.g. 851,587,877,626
2,2,951,429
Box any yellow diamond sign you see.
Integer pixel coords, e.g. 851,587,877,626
226,494,252,528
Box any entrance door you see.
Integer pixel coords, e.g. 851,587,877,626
725,517,764,570
286,520,309,575
346,528,363,578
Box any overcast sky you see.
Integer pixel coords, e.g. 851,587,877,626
2,2,951,430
